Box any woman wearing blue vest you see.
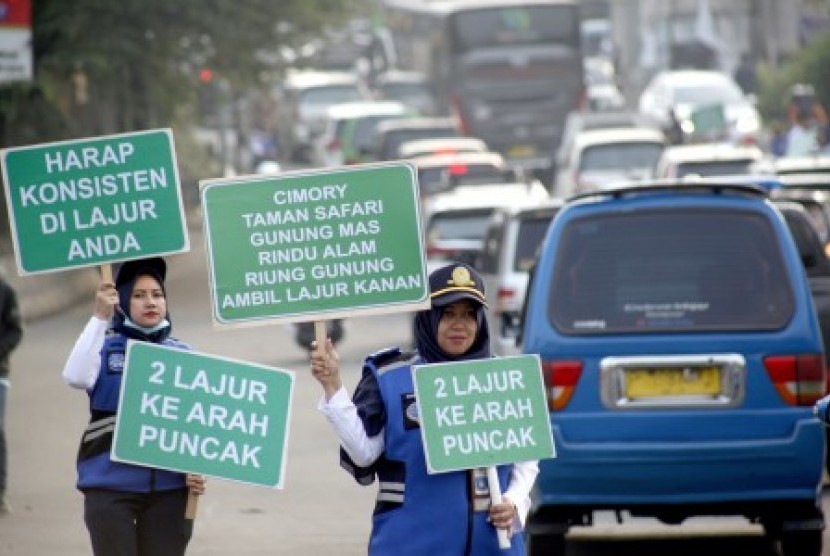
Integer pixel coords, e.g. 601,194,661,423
311,263,538,555
62,257,205,556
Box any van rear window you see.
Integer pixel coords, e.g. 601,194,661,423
548,209,794,334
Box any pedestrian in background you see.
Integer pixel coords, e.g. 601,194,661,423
0,265,23,516
311,263,538,555
62,257,205,556
786,111,820,157
768,120,789,157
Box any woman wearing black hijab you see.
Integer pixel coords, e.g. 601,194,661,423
62,257,205,556
311,263,538,555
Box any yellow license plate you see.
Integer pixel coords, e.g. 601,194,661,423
625,366,721,399
508,144,537,158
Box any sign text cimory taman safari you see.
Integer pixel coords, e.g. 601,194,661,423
200,162,429,327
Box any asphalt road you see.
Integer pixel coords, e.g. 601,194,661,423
1,223,829,555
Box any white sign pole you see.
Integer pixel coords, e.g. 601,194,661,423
486,466,511,549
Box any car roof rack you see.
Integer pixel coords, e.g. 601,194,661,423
567,180,768,203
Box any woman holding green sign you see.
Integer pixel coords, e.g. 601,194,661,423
62,257,205,556
311,263,538,555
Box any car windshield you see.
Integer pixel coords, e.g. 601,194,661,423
672,80,744,105
580,142,664,171
676,160,754,177
419,163,505,193
380,82,431,101
300,85,364,106
514,215,556,271
427,209,494,241
352,114,406,150
384,127,458,159
548,208,794,334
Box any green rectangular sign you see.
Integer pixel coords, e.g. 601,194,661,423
112,342,294,488
1,129,189,274
200,162,429,326
690,103,727,136
412,355,555,474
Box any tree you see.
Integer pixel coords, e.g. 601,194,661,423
756,31,830,127
0,0,370,243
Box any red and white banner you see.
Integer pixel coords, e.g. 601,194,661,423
0,0,32,83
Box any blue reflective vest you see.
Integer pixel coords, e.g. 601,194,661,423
76,334,190,492
352,348,526,556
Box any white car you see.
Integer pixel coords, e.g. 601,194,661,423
310,101,410,168
409,150,511,196
638,69,762,143
554,127,666,197
373,69,439,116
477,200,564,355
421,181,550,276
396,137,488,159
751,154,830,176
555,110,659,175
653,143,764,179
275,70,371,162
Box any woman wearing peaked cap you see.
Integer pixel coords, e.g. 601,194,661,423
311,262,538,555
62,257,205,556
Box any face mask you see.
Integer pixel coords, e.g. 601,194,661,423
122,316,170,335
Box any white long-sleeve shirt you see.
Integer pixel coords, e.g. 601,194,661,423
62,316,110,390
318,386,539,528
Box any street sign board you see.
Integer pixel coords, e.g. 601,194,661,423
0,0,32,83
200,162,429,326
690,103,727,137
412,354,555,474
1,128,189,275
112,342,294,488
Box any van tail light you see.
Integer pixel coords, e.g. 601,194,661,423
541,360,583,411
763,354,826,406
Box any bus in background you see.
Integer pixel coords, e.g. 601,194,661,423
378,0,585,185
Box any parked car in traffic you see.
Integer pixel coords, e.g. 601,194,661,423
372,69,439,116
653,143,764,179
410,150,513,197
521,182,826,556
422,181,549,275
638,69,762,144
553,127,666,198
275,70,371,162
773,188,830,246
555,110,659,179
476,200,563,355
752,155,830,177
396,136,488,159
310,100,410,167
370,117,460,162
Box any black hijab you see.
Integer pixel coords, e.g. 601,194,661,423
112,257,172,343
414,263,491,363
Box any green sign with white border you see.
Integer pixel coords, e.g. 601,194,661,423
112,342,294,488
412,354,555,474
200,162,429,326
0,129,188,275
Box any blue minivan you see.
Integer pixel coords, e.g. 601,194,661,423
521,183,826,556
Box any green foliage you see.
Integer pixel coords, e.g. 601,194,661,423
756,31,830,126
0,0,370,146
